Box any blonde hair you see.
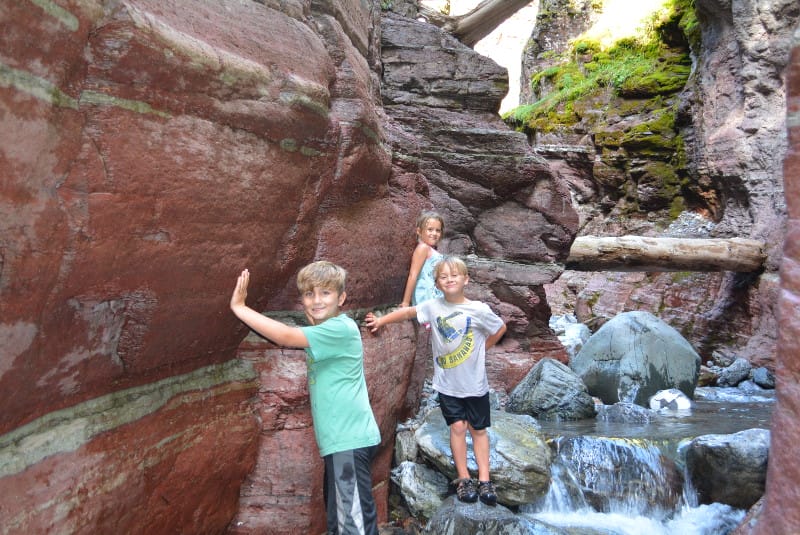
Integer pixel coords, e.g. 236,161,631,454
296,261,346,294
433,255,468,279
416,210,445,234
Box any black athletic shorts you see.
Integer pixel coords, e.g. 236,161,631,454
437,391,491,430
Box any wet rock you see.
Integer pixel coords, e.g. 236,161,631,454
506,358,597,421
570,311,701,406
717,357,752,387
685,428,769,510
423,496,559,535
391,461,449,520
415,408,551,506
649,388,694,411
553,436,684,514
597,402,653,424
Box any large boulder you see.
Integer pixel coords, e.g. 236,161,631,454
685,428,769,509
569,311,701,406
422,496,551,535
391,461,450,520
506,358,596,420
414,408,552,506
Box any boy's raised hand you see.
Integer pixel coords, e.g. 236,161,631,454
230,269,250,310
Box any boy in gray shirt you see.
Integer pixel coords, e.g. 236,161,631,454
365,256,506,505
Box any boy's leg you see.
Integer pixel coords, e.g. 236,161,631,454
323,445,378,535
448,420,470,479
439,392,479,502
461,392,491,481
465,392,497,505
469,426,490,482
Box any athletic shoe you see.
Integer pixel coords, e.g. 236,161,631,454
478,480,497,506
453,478,478,503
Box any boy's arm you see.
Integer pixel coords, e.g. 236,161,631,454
230,269,309,348
485,323,507,350
364,306,417,333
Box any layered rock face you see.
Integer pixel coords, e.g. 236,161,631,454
756,22,800,535
1,1,577,533
1,0,419,532
381,12,579,387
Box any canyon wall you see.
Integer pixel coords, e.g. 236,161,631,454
2,0,797,532
0,0,574,532
0,0,411,532
755,20,800,535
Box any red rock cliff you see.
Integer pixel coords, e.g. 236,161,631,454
0,1,576,533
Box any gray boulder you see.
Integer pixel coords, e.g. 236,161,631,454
717,357,752,387
391,461,449,519
685,428,769,509
751,367,775,389
569,311,701,406
423,496,565,535
507,358,596,420
415,408,552,506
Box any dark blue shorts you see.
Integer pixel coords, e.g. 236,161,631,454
438,391,491,430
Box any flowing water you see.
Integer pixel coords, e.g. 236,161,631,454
518,388,774,534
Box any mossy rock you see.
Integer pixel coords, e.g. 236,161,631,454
593,159,627,190
620,112,678,154
594,129,625,149
619,62,692,98
633,161,684,210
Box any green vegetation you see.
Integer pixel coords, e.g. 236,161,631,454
506,0,696,133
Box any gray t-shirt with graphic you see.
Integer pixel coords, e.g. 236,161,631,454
416,298,505,398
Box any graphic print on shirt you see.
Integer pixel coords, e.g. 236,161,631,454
434,311,474,369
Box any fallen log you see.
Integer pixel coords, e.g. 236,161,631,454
565,236,766,272
419,0,531,47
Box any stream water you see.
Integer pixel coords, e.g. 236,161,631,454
521,388,775,534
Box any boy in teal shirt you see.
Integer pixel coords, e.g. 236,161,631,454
230,262,380,535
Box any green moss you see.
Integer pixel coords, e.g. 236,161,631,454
619,61,691,97
670,271,693,283
618,109,680,156
586,291,601,308
669,195,687,219
506,0,695,134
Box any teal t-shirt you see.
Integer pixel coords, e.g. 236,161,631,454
301,314,381,457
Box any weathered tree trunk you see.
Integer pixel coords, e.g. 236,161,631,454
566,236,766,272
419,0,532,47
